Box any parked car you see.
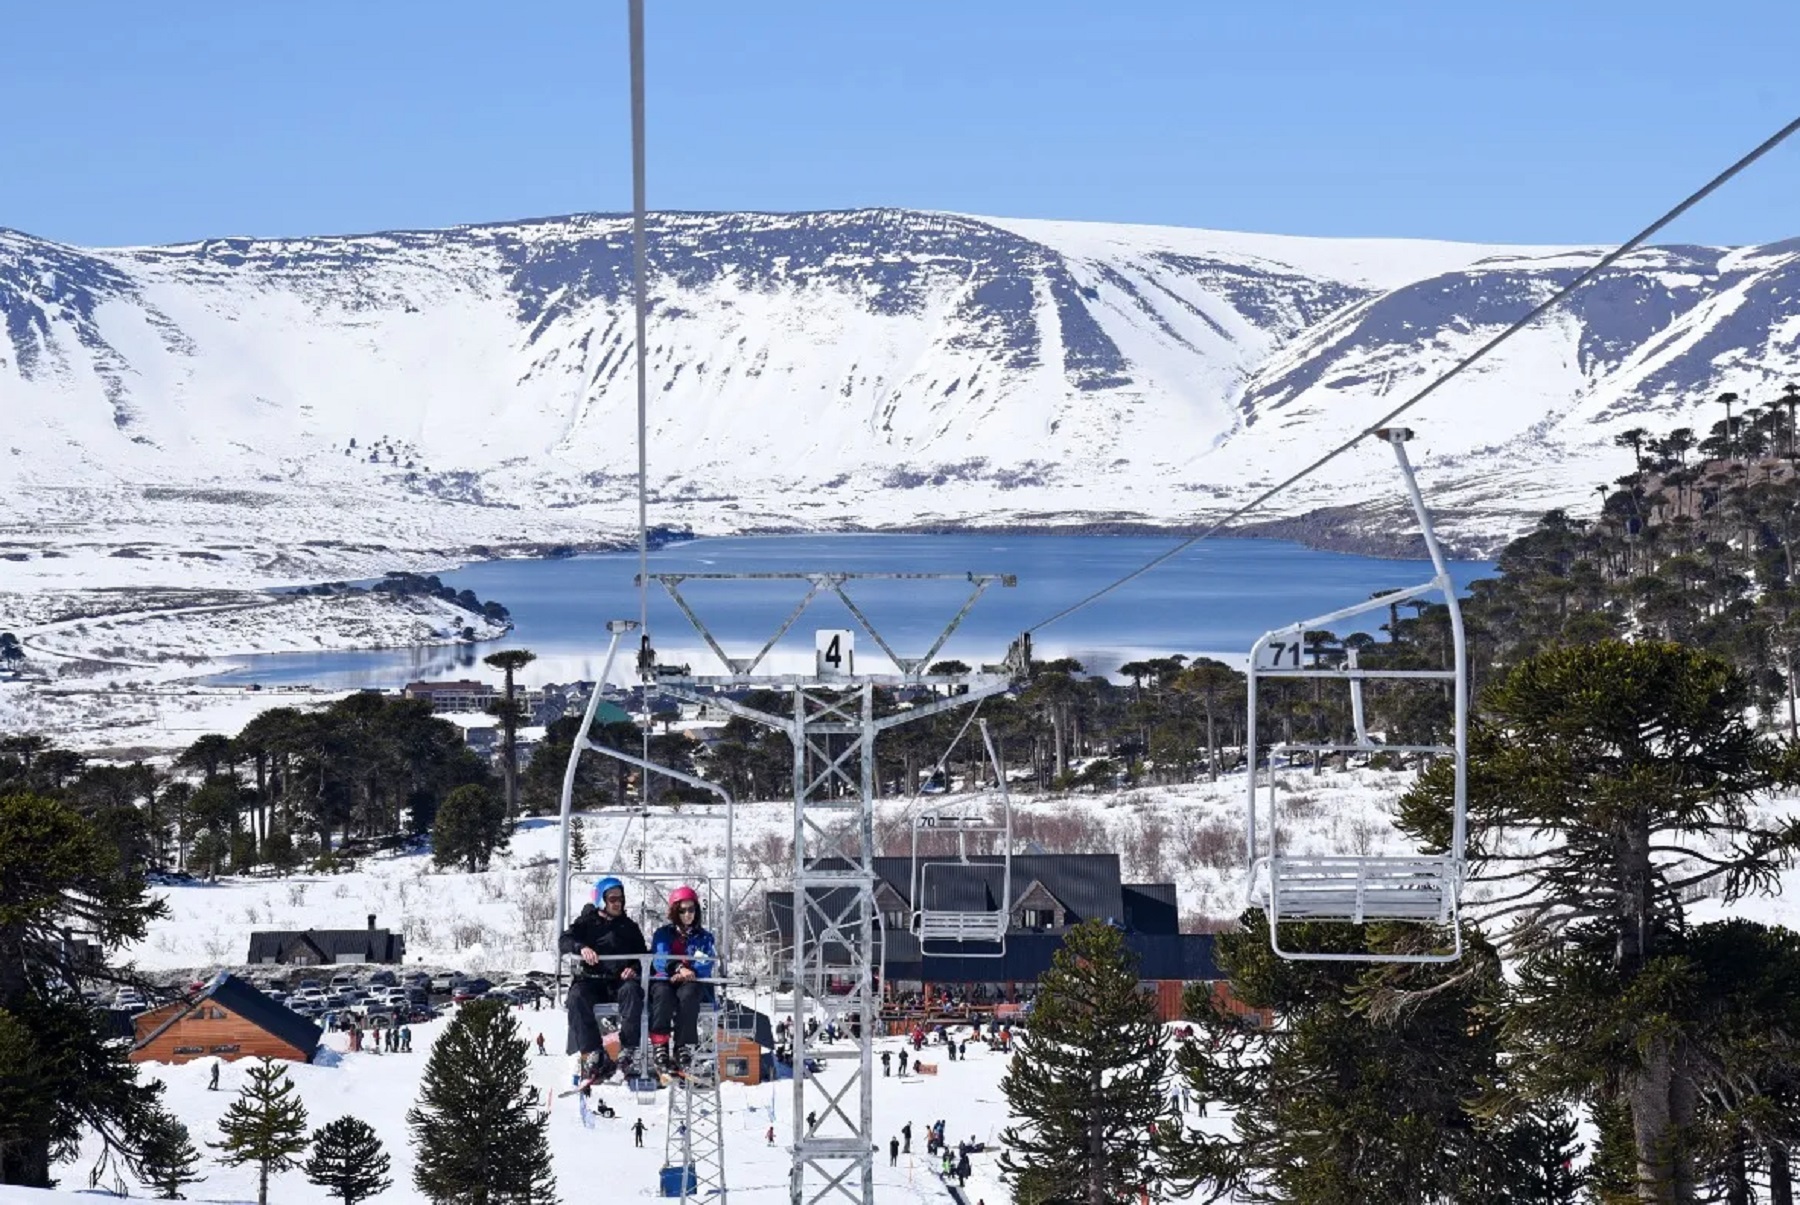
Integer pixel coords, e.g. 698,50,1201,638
329,972,358,990
451,978,493,1003
368,969,397,987
429,972,459,995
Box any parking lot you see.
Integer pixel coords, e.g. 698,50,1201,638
89,965,561,1027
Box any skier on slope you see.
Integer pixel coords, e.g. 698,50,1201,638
560,875,649,1085
648,885,716,1075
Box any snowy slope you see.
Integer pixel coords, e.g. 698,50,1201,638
9,1005,1087,1205
12,210,1791,587
4,770,1797,1204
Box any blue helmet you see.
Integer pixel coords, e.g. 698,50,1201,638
592,876,625,905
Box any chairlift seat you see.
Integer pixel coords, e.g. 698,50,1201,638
916,910,1008,944
1242,430,1470,963
1267,855,1457,925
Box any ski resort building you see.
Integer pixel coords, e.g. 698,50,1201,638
131,972,322,1065
245,915,406,965
763,854,1218,1020
401,678,499,712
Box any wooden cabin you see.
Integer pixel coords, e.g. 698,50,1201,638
131,972,322,1065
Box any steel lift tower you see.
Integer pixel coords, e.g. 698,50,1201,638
635,570,1024,1205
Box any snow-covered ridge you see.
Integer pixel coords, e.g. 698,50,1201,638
4,210,1798,587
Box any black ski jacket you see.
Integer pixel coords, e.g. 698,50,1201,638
559,904,649,983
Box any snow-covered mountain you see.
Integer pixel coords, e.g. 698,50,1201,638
5,209,1798,583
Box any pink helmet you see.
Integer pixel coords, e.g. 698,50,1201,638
667,885,700,923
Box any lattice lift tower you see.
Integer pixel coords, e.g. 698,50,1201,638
636,571,1024,1205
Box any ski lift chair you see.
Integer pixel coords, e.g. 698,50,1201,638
1244,428,1469,963
910,721,1013,957
561,872,730,1095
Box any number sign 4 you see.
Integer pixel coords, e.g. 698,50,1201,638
815,629,855,677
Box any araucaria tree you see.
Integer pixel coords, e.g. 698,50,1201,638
484,648,536,818
432,783,509,872
213,1058,310,1205
999,919,1169,1205
305,1115,392,1205
1163,913,1572,1205
1403,640,1800,1204
409,997,556,1204
0,791,169,1188
138,1110,204,1199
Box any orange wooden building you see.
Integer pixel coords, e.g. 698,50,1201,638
131,972,322,1066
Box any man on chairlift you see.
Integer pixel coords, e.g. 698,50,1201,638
561,875,649,1087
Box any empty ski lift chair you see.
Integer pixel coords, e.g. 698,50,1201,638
911,721,1013,957
1244,428,1469,963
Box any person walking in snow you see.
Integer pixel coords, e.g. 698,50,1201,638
881,1049,891,1077
632,1117,646,1147
561,875,648,1082
901,1122,912,1154
208,1060,220,1091
955,1151,972,1187
889,1137,899,1167
766,1124,776,1146
898,1048,909,1076
536,1032,546,1056
648,885,716,1074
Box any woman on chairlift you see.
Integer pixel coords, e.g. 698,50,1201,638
648,884,717,1074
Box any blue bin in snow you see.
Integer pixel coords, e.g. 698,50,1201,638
659,1165,696,1197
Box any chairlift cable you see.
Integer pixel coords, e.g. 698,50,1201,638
1024,112,1800,637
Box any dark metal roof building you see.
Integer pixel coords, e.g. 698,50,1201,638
765,853,1217,984
245,917,406,966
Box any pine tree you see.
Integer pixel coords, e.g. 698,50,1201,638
212,1059,310,1205
999,919,1169,1205
138,1110,203,1200
567,816,587,870
408,997,556,1204
304,1115,392,1205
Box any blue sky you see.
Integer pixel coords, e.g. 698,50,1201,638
3,0,1797,248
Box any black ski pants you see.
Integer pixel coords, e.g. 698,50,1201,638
649,977,704,1048
565,975,643,1055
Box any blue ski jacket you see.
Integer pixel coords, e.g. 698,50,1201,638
650,923,717,982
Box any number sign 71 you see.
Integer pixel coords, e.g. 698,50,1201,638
1254,640,1308,670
